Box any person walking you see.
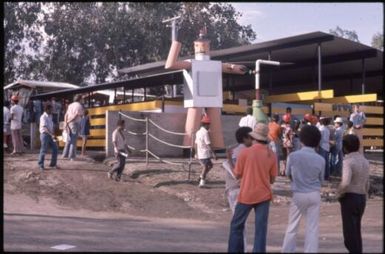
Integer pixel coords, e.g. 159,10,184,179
281,125,325,253
281,113,293,176
337,134,370,253
228,123,278,253
38,104,60,171
318,116,331,180
195,114,217,188
80,109,91,156
108,119,131,182
9,95,24,155
349,104,366,154
238,107,257,130
223,126,253,252
62,94,84,160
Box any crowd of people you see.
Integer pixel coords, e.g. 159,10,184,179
219,105,370,253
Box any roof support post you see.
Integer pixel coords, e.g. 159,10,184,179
268,51,273,92
123,87,126,103
131,89,134,103
317,43,322,102
361,58,366,95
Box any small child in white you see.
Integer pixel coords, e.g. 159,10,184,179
223,126,253,252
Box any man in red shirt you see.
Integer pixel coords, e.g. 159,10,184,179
228,123,278,253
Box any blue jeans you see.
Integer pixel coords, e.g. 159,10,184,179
228,200,270,253
62,130,78,159
38,133,58,168
334,150,343,176
319,147,330,180
329,146,337,175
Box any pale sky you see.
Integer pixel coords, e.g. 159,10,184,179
231,2,383,46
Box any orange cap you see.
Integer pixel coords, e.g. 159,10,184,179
201,114,211,124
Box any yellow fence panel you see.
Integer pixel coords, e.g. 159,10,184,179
265,89,333,103
90,118,106,126
362,128,383,136
89,129,105,137
362,139,383,147
322,94,377,103
365,117,383,126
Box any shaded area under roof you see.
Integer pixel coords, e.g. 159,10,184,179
30,70,185,100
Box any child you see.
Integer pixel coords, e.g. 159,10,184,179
108,119,131,182
223,126,253,252
80,109,91,156
195,114,217,188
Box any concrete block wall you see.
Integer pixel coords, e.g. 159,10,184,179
106,110,242,157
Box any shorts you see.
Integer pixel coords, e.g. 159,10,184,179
199,158,213,168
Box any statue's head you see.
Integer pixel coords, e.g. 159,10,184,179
194,27,210,58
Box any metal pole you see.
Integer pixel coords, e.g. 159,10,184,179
145,116,149,167
317,44,322,95
123,87,126,104
268,51,273,92
188,132,194,181
361,58,366,95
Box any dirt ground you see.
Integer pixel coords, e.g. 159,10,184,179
3,151,384,252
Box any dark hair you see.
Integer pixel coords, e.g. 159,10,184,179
320,117,328,125
272,114,279,122
286,107,292,113
299,125,321,148
84,109,89,115
235,126,253,143
246,107,253,115
116,119,125,126
44,104,52,111
74,94,82,102
343,134,360,154
347,120,353,128
4,101,10,107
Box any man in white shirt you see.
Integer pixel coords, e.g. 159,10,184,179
349,104,366,154
62,94,84,160
238,108,256,130
38,104,59,170
9,95,24,155
318,116,330,180
3,101,11,151
195,114,217,187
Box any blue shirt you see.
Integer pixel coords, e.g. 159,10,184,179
286,146,325,193
318,125,330,151
349,111,366,127
335,126,344,152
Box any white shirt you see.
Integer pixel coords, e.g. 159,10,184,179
112,129,126,151
10,104,23,130
195,126,211,159
39,112,54,134
318,125,330,151
239,114,256,130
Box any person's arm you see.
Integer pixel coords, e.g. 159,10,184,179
338,161,352,196
204,132,217,160
226,144,237,168
270,152,278,184
233,150,246,180
285,154,292,181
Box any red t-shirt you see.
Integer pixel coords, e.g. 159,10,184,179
233,143,278,204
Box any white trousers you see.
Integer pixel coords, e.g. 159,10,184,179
282,191,320,253
227,188,247,252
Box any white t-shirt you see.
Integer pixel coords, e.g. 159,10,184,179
239,114,256,130
195,126,211,159
112,129,126,151
66,102,84,123
39,112,54,134
3,106,10,126
10,104,23,130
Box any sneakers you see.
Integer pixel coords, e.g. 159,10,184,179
39,166,45,171
107,172,112,179
198,178,206,188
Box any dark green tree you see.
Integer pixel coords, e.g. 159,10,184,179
329,26,359,42
371,32,383,51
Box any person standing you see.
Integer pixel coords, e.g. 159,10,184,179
349,104,366,154
332,117,345,176
80,109,91,156
238,107,257,130
281,125,325,253
9,95,24,155
337,134,370,253
108,119,131,182
318,116,331,180
3,101,12,152
268,114,282,173
62,94,84,160
38,104,60,170
281,113,293,176
228,123,278,253
195,114,217,188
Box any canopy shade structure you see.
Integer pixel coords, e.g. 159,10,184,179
30,70,185,100
118,31,383,99
4,80,79,91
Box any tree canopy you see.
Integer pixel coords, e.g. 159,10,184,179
329,26,359,42
4,2,256,85
371,32,383,51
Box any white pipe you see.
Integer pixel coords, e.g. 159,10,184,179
255,59,280,90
